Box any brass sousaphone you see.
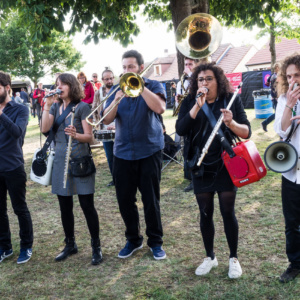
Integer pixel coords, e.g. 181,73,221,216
173,13,223,116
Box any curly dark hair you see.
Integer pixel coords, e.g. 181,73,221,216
57,73,85,104
189,62,232,99
277,53,300,95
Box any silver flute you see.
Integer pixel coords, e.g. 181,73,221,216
197,82,243,167
63,106,76,189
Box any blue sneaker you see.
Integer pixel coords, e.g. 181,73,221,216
0,249,13,263
151,246,166,260
17,248,32,264
118,241,143,258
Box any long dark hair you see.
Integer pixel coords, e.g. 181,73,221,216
57,73,85,104
277,53,300,96
189,62,232,99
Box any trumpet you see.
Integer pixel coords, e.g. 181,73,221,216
86,60,155,126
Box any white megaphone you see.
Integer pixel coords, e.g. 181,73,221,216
264,141,298,173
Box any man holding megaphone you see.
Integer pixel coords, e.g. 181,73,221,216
273,53,300,283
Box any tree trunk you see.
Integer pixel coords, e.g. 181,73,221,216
170,0,209,76
269,27,276,73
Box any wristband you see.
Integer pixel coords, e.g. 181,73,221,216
286,105,295,116
195,101,201,109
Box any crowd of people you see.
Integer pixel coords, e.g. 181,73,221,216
0,50,299,284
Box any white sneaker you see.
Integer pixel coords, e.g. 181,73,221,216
195,257,218,276
228,257,242,278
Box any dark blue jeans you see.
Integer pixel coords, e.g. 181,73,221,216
103,141,114,175
113,151,163,248
0,165,33,250
282,176,300,268
262,99,277,127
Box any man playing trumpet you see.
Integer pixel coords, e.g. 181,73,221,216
102,50,167,260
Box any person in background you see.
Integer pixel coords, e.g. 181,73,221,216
20,88,29,104
274,53,300,283
91,73,102,90
29,90,36,118
41,73,102,265
77,72,95,106
176,62,251,279
262,63,280,132
92,69,115,187
14,92,23,104
103,50,167,260
176,57,199,193
0,71,33,264
33,83,45,123
170,82,176,107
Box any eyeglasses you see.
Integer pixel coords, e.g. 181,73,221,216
198,76,215,83
78,77,85,80
93,75,97,78
103,77,114,81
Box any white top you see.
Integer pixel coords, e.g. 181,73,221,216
274,94,300,183
176,71,192,96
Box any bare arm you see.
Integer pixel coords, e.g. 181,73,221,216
41,95,55,133
102,90,123,125
281,82,300,131
141,86,166,114
65,119,93,143
221,108,249,139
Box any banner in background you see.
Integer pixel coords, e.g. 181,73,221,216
262,70,272,88
225,72,242,94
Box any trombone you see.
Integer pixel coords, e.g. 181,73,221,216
86,60,155,126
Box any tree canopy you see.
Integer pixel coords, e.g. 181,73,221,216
0,21,84,86
1,1,299,74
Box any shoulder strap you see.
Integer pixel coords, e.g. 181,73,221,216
40,102,76,155
201,102,236,158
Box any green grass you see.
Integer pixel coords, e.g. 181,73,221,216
1,109,299,300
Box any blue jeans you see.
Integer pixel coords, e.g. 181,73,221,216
262,99,277,127
103,141,114,175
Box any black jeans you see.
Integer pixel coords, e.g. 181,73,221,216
282,176,300,268
0,165,33,250
57,194,100,241
113,151,163,248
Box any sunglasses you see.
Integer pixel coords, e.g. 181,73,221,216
93,75,97,78
198,76,215,83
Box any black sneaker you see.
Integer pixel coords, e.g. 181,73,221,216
279,264,300,283
107,180,114,187
261,122,268,132
184,182,193,192
0,249,13,263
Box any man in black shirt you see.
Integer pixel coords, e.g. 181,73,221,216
0,71,33,264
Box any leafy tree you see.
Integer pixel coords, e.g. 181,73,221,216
1,1,299,75
0,22,84,86
0,0,208,74
211,0,300,71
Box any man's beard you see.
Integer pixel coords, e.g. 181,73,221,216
106,83,113,89
0,89,7,104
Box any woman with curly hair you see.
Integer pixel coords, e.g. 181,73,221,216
176,62,251,278
274,53,300,283
77,71,95,105
41,73,102,265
